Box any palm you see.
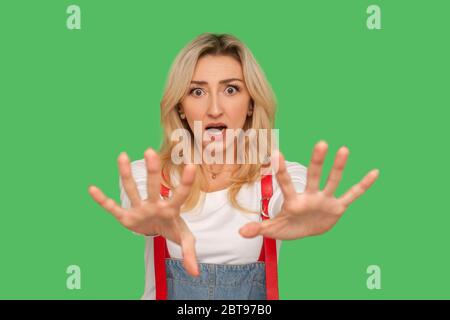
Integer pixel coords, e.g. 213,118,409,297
239,141,379,240
122,200,192,244
88,148,200,277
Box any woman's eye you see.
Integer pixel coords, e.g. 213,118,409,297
190,88,205,97
225,85,240,95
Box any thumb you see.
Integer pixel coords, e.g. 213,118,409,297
239,222,263,238
181,233,200,277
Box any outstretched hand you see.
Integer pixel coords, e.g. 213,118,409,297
239,141,379,240
88,148,200,277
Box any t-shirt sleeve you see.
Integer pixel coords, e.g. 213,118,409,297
268,161,308,218
119,159,159,238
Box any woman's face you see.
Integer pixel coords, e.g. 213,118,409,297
180,54,252,152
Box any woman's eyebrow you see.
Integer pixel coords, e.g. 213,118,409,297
190,78,244,85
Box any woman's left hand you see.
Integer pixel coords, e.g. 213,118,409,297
239,141,380,240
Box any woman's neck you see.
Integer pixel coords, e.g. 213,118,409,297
200,164,238,193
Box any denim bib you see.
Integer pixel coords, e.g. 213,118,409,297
165,258,267,300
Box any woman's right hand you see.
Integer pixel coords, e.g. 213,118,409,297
88,148,199,277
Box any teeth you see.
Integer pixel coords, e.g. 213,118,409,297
206,126,226,130
206,128,223,135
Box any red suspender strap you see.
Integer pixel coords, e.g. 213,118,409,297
154,183,170,300
260,174,279,300
154,236,167,300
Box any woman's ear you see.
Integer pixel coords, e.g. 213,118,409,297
177,104,186,120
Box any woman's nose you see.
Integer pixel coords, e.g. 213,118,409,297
206,93,224,117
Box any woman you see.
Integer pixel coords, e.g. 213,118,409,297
88,33,379,300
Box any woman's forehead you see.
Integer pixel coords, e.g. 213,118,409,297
192,55,243,83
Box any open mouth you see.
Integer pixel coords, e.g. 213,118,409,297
205,124,227,133
205,123,227,140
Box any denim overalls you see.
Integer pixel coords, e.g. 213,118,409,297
154,174,279,300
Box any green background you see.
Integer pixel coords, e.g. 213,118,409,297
1,0,449,299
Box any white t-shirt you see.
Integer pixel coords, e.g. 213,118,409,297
119,159,308,300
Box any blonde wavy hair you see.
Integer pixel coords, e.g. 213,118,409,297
159,33,277,214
